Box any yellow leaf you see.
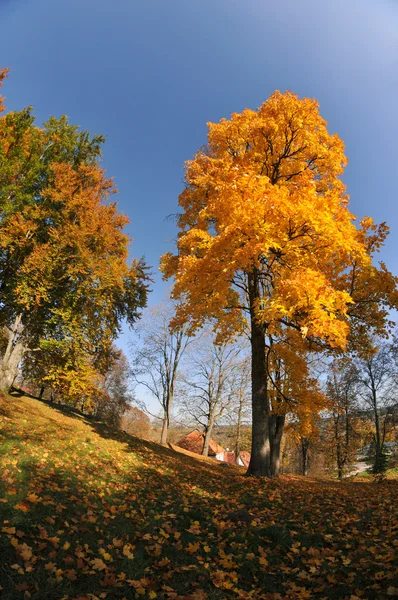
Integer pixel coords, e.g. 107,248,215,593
91,558,107,571
26,493,40,504
186,541,200,554
2,526,16,534
123,544,134,558
19,544,33,561
14,502,30,513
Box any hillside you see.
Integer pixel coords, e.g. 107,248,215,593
0,393,397,600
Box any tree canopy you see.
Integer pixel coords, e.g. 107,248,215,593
0,70,149,398
161,91,398,476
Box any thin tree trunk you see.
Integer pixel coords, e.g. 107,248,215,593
160,400,170,445
246,270,271,477
234,399,243,462
39,385,45,399
269,413,285,476
301,438,310,476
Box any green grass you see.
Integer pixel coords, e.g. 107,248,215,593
1,393,397,600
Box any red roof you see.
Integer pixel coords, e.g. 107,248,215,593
223,451,237,464
176,431,225,456
220,450,251,467
238,451,251,468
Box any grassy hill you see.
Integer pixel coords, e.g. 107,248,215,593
0,393,397,600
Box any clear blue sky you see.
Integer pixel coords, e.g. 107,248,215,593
1,0,398,352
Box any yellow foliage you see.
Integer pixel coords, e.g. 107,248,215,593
161,91,378,351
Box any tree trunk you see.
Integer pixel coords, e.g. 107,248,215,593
202,413,216,457
301,438,310,476
246,271,271,477
0,314,24,392
234,399,243,462
160,412,169,445
269,413,285,476
39,385,45,400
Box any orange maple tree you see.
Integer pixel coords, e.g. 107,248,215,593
161,91,398,476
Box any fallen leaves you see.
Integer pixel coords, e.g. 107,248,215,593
1,393,397,600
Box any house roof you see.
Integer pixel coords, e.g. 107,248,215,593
238,451,251,468
223,451,237,464
222,450,251,468
176,430,225,456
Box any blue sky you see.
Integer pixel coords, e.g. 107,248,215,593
1,0,398,354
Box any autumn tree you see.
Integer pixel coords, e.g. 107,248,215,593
323,359,360,479
121,406,152,439
178,333,244,456
354,340,398,477
264,332,326,475
0,71,148,395
92,348,133,427
221,355,252,460
130,302,191,445
161,91,398,476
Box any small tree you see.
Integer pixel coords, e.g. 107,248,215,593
121,406,152,439
93,349,133,427
130,302,191,445
224,356,251,460
324,359,360,479
354,340,398,478
178,334,244,456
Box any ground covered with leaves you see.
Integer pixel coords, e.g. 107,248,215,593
0,393,397,600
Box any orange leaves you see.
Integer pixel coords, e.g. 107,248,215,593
1,393,397,599
0,68,9,114
91,557,107,571
14,502,31,513
161,90,395,358
186,541,201,554
0,96,149,407
25,492,40,504
122,543,134,558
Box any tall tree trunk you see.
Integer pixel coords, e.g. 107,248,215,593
301,438,310,476
234,398,243,462
246,270,271,477
269,413,285,476
370,376,384,471
0,315,24,392
160,390,172,445
160,413,169,445
202,412,216,457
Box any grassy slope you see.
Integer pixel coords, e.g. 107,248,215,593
0,393,397,600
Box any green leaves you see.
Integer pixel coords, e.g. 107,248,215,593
0,79,149,398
